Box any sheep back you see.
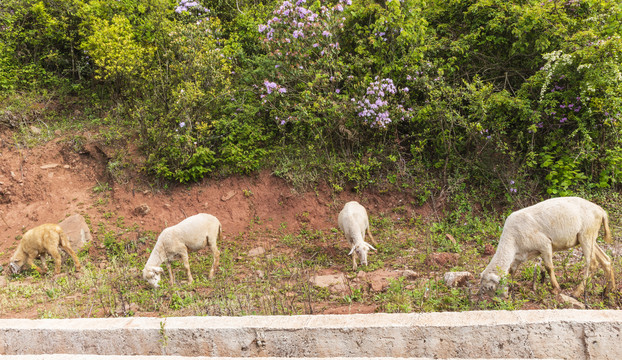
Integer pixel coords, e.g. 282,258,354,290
338,201,369,245
158,213,220,253
500,197,609,253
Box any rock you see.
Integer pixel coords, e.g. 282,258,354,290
40,164,60,170
360,269,401,292
425,252,459,267
443,271,474,288
30,125,41,135
134,204,151,217
310,274,348,294
557,294,586,310
58,214,92,252
0,275,6,288
402,270,419,280
248,247,265,257
221,190,237,201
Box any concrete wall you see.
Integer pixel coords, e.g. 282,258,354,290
0,310,621,359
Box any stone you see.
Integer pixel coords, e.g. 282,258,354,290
310,273,348,294
221,190,237,201
248,247,265,257
29,125,41,135
425,252,459,267
443,271,474,288
0,275,6,287
134,204,151,216
58,214,92,252
40,163,60,170
557,293,587,310
402,269,419,280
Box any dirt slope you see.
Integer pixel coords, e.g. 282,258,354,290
0,130,423,265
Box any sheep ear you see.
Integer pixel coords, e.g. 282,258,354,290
348,245,356,255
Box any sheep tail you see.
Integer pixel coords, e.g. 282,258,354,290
603,212,613,244
58,227,71,248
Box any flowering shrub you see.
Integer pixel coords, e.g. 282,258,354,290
527,34,622,194
256,0,351,134
356,77,413,128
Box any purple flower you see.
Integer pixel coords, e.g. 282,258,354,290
258,24,267,33
264,80,278,94
179,122,186,128
560,117,567,123
322,30,331,37
335,89,340,93
278,87,287,93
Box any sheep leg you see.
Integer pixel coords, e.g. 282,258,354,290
167,262,175,285
351,252,358,270
25,255,44,274
208,229,221,279
181,248,193,284
540,246,561,294
59,233,82,272
574,233,597,298
366,227,377,245
593,244,615,294
47,247,63,275
39,254,49,274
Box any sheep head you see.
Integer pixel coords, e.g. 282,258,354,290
348,241,377,266
8,252,25,274
143,266,164,288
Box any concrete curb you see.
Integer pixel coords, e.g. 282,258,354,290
0,310,620,359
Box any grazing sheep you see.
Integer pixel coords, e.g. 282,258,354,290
338,201,377,270
142,213,221,288
9,223,81,275
480,197,615,298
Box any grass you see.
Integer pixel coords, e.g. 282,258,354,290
2,195,622,319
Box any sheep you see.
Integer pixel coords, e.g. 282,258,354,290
338,201,377,270
9,223,81,275
480,197,615,298
142,213,221,288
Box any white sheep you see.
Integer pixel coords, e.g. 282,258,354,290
480,197,615,298
142,213,221,288
338,201,377,270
